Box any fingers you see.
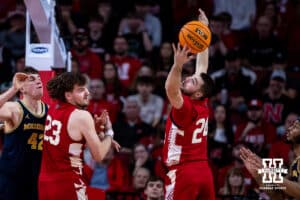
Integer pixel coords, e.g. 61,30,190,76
198,8,204,15
172,43,177,53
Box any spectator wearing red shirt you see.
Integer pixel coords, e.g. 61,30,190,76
216,143,255,193
235,99,277,157
71,28,103,79
87,79,117,123
102,62,126,113
110,36,142,88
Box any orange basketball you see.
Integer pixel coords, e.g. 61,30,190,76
178,21,211,53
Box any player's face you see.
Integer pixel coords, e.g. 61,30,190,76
68,84,90,108
181,75,203,98
144,181,164,199
286,120,300,143
22,74,43,100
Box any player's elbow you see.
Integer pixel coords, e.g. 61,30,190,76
92,152,105,162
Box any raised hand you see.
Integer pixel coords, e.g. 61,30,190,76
172,43,195,67
198,8,209,26
94,110,108,133
12,73,28,91
240,147,263,181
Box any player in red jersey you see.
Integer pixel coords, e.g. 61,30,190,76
163,9,215,200
39,72,120,200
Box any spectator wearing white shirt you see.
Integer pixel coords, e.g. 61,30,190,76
128,76,163,127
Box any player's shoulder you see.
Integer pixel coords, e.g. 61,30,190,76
71,109,92,120
4,101,22,112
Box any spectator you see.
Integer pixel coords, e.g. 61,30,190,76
144,176,164,200
113,98,154,153
128,76,163,127
84,147,129,192
110,36,142,88
87,79,117,123
71,28,104,79
213,0,256,30
56,2,77,48
132,0,162,47
208,104,234,167
235,99,277,157
118,12,152,59
262,69,297,127
131,167,151,197
242,15,283,69
218,167,246,198
210,49,257,113
216,143,255,193
96,0,120,53
102,62,124,113
88,15,107,59
2,11,26,59
153,42,173,72
130,143,155,176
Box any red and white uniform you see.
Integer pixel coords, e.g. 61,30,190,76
163,95,215,200
39,102,87,200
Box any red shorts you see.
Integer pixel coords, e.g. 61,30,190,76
39,173,88,200
165,161,215,200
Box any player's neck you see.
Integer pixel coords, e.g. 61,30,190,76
22,98,42,115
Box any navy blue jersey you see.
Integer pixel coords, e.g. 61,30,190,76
290,156,300,182
0,100,47,200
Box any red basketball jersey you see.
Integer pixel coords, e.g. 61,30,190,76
39,102,86,180
163,95,209,168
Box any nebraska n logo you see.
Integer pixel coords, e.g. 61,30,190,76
258,158,288,183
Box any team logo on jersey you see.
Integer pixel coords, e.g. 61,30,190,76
258,158,288,190
25,114,30,119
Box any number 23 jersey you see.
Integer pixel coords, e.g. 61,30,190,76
163,95,209,167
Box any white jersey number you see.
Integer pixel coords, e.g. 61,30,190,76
44,115,62,146
192,118,208,144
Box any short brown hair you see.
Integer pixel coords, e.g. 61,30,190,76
200,73,214,99
22,66,39,74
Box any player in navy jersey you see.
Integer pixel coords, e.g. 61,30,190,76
240,118,300,199
163,9,215,200
0,67,47,200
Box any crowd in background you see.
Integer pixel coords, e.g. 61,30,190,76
1,0,300,199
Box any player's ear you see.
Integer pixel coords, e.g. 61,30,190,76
19,87,25,93
194,90,203,99
65,92,72,102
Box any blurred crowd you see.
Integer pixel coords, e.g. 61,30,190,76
1,0,300,199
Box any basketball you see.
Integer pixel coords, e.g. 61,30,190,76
178,21,211,53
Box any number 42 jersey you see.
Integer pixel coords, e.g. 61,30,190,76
163,95,209,168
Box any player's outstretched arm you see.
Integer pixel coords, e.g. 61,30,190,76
69,110,113,162
0,73,28,122
195,9,209,75
165,43,194,109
